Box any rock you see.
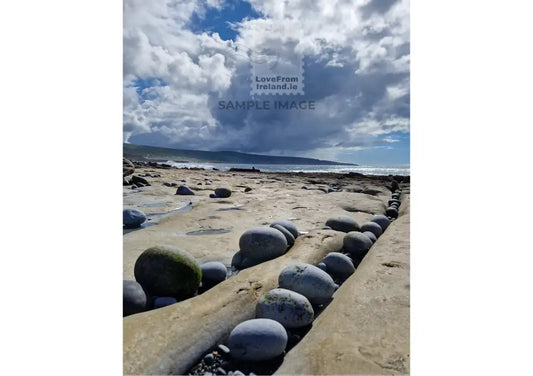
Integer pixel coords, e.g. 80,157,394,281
209,193,216,198
321,226,332,230
386,206,399,219
360,222,383,238
204,353,215,365
325,216,360,233
214,187,232,198
391,193,400,200
200,261,227,285
216,368,227,375
176,186,195,195
227,319,288,361
270,224,295,248
217,344,231,358
135,182,145,188
239,227,288,263
244,187,252,192
123,209,146,229
123,158,135,177
163,182,177,187
256,288,314,328
343,232,373,259
131,175,150,186
278,263,337,305
231,251,244,268
270,220,299,238
370,215,391,231
123,280,147,317
123,178,131,186
317,262,327,272
363,231,377,244
323,252,355,280
153,297,177,309
388,199,401,207
134,246,202,299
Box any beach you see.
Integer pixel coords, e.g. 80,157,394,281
123,160,410,375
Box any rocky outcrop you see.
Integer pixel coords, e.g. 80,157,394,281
123,158,135,177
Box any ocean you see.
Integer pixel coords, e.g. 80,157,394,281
164,161,410,176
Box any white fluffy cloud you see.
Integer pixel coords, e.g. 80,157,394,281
123,0,410,162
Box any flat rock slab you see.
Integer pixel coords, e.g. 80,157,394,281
275,196,410,375
123,229,344,375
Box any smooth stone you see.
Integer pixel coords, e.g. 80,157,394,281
214,187,232,198
256,288,314,328
231,251,243,268
131,175,150,186
343,232,373,259
176,186,195,195
216,368,227,375
209,193,216,198
204,353,215,365
200,261,227,285
217,344,231,357
227,319,288,361
270,220,299,238
360,222,383,239
153,296,177,309
388,199,401,207
363,231,377,244
325,216,360,233
391,193,400,199
278,263,337,305
271,224,295,248
244,187,252,192
386,206,399,219
123,209,146,229
134,245,202,298
317,262,327,272
239,227,288,262
123,178,131,186
323,252,355,280
123,280,147,317
371,215,391,231
321,226,332,230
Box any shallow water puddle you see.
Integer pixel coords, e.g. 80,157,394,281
123,203,194,235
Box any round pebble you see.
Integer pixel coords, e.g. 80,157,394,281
123,280,147,317
271,224,295,248
343,232,373,259
325,216,360,233
256,288,314,328
214,187,232,198
386,206,399,219
134,245,202,298
360,222,383,238
388,199,401,206
153,296,177,309
270,220,299,238
123,209,146,229
200,261,227,285
317,262,327,272
323,252,355,280
370,215,391,231
239,227,288,263
363,231,377,243
203,353,215,365
278,263,337,305
227,319,288,361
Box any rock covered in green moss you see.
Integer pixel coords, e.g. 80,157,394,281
134,245,201,299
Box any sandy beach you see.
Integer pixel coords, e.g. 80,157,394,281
123,161,410,375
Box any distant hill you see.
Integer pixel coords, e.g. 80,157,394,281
123,143,356,166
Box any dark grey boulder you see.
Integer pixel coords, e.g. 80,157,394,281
134,245,202,299
256,288,314,328
123,158,135,177
131,175,150,186
391,193,400,199
200,261,227,285
278,263,337,305
231,250,243,268
343,232,373,259
153,296,177,309
123,209,146,229
325,216,360,233
123,280,147,317
363,231,377,244
228,319,288,361
317,262,327,272
360,222,383,238
176,186,195,195
323,252,355,280
270,220,299,238
371,215,391,231
239,227,288,263
214,187,232,198
271,224,295,248
386,206,399,219
388,199,401,207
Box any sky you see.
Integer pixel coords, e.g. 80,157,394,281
123,0,410,165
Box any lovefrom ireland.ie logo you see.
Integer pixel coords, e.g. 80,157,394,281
250,48,304,95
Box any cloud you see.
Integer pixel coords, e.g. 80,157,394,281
123,0,410,163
